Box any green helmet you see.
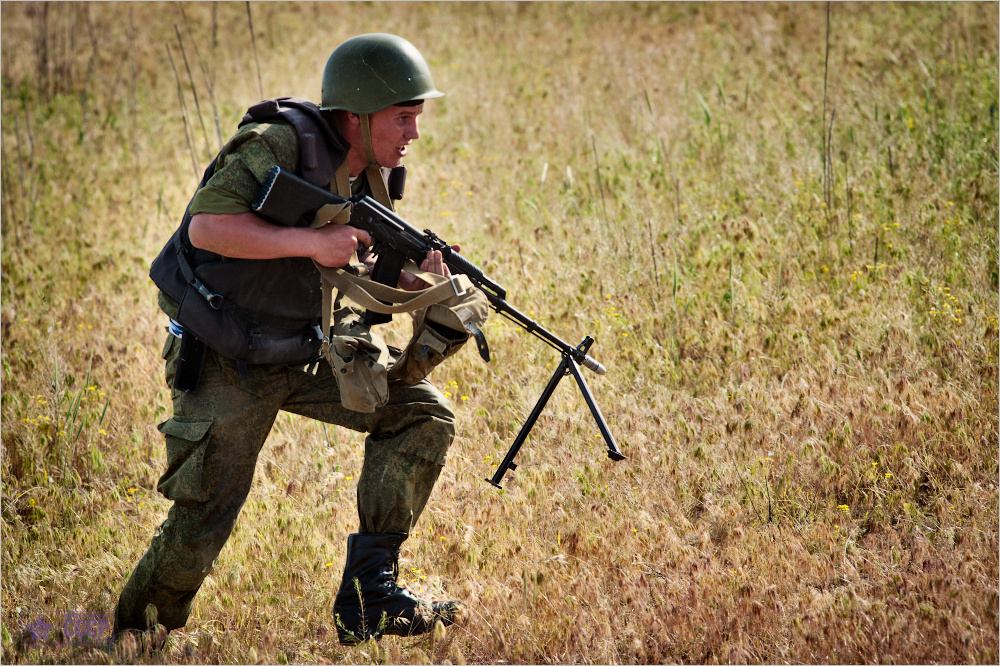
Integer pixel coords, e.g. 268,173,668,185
321,33,444,114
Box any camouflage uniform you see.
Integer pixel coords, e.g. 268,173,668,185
114,120,455,633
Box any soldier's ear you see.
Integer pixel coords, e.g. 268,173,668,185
338,111,364,147
342,111,362,128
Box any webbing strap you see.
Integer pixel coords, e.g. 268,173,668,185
310,200,352,228
317,262,468,359
172,231,224,308
318,159,353,354
318,264,470,315
334,159,351,199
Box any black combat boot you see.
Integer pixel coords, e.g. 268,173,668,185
332,532,462,644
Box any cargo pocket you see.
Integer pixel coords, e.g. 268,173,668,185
327,334,390,413
155,417,214,502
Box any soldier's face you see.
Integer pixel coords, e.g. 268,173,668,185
366,104,423,169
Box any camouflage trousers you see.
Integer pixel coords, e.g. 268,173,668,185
114,333,455,633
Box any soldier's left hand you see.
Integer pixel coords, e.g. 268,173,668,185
398,245,460,291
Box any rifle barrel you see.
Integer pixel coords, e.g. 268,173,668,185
481,291,606,375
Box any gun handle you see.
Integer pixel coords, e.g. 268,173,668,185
364,250,406,325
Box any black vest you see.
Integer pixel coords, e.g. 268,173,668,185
149,98,348,365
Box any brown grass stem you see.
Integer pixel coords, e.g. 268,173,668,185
822,1,833,212
13,115,27,205
590,133,608,226
245,1,264,100
166,45,200,180
827,107,836,212
729,244,736,329
14,103,38,227
722,437,765,525
129,4,141,186
174,23,211,160
179,2,224,151
645,217,660,291
32,2,50,102
78,5,100,144
0,145,23,256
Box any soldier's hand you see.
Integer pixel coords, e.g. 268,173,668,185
312,225,372,267
398,245,460,291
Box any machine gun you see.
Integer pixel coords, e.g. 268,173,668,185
252,166,625,487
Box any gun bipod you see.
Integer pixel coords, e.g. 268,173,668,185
486,336,625,489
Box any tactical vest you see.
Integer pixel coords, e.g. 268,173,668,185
149,97,351,365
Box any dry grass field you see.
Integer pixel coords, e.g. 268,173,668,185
1,2,998,664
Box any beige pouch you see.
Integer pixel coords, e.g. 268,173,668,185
325,304,390,413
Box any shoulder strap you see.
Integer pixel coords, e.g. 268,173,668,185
170,155,228,308
240,97,347,187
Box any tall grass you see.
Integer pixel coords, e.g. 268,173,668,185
2,2,997,664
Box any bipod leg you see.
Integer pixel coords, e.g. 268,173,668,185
565,354,626,461
486,352,572,488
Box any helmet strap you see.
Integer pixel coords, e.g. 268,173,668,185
359,113,395,212
360,113,378,167
332,160,351,198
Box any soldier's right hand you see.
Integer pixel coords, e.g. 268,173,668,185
311,224,372,267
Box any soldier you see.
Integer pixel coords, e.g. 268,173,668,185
115,34,465,647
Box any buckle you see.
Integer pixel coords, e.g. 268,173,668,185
449,276,468,297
